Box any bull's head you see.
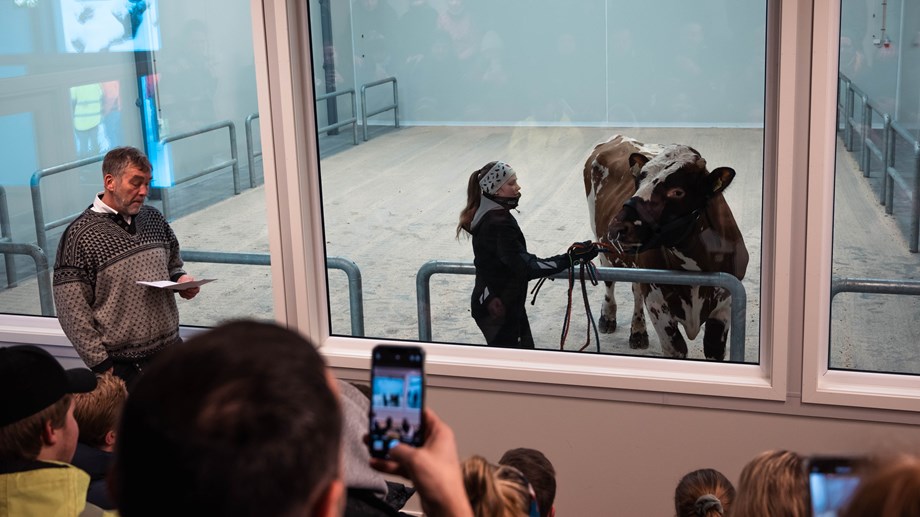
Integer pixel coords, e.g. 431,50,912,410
606,144,735,253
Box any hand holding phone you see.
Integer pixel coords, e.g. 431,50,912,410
368,345,425,459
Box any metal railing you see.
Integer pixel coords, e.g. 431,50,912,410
831,277,920,300
0,242,53,316
245,113,263,188
159,120,240,220
180,250,365,336
360,77,399,141
31,153,107,253
0,186,17,287
839,73,920,251
315,89,359,145
416,261,748,361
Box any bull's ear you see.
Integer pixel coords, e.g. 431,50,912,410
706,167,736,196
628,152,650,173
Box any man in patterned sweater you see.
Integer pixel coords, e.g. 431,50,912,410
54,146,200,386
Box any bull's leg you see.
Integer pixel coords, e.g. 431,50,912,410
628,283,649,349
703,302,731,361
599,281,617,333
645,288,687,358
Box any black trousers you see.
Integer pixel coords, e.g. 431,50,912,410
474,306,535,349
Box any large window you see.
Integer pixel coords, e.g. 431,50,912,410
0,0,270,327
312,0,766,364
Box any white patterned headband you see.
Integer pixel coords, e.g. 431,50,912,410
479,161,516,195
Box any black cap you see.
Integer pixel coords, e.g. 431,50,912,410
0,345,97,427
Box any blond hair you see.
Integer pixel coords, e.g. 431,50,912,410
74,372,127,447
733,450,809,517
462,455,533,517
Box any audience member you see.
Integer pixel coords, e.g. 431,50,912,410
673,468,734,517
337,379,413,516
499,447,556,517
113,319,473,517
732,449,809,517
72,372,128,510
841,453,920,517
0,345,100,516
461,455,536,517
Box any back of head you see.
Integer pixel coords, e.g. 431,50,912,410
114,320,342,517
0,345,96,462
674,468,734,517
733,450,809,517
73,372,127,448
841,454,920,517
463,455,533,517
499,448,555,517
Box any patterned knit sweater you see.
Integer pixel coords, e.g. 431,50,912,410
53,205,186,371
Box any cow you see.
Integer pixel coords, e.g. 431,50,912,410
583,135,748,360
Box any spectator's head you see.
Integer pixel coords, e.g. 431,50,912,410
73,372,127,451
463,455,536,517
102,146,152,179
113,320,344,517
499,447,556,517
673,468,735,517
841,453,920,517
733,449,809,517
0,345,97,463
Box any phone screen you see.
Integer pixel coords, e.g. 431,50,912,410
808,457,863,517
368,345,425,458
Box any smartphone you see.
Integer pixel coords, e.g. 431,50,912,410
368,344,425,458
807,456,864,517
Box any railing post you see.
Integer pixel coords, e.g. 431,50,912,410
228,122,240,195
0,186,18,287
881,114,891,206
860,94,870,176
245,113,260,188
844,85,854,150
911,142,920,253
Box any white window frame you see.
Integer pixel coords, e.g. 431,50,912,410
2,0,917,425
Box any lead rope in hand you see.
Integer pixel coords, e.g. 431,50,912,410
576,259,602,352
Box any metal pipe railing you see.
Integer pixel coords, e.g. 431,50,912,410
0,242,53,316
180,250,364,336
831,277,920,299
0,186,17,287
839,73,920,252
159,120,240,220
315,89,358,145
360,77,399,141
30,153,106,253
245,113,262,188
415,261,747,361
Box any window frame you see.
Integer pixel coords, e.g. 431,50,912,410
1,0,918,425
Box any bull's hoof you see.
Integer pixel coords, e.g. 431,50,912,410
598,315,617,333
629,331,649,349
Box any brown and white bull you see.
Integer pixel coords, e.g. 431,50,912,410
583,135,748,360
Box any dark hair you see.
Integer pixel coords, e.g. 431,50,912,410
457,161,497,238
674,468,735,517
113,320,342,517
103,146,152,179
499,447,556,517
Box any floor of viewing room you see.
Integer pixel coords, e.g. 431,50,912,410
2,126,917,372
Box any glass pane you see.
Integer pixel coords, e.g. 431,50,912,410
0,1,270,326
832,0,920,374
312,0,765,363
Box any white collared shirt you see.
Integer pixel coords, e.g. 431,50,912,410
91,192,132,224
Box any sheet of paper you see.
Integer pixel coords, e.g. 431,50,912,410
136,278,216,290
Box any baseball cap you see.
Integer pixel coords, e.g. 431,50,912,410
0,345,97,427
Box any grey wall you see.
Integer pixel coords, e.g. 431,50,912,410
318,0,767,127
